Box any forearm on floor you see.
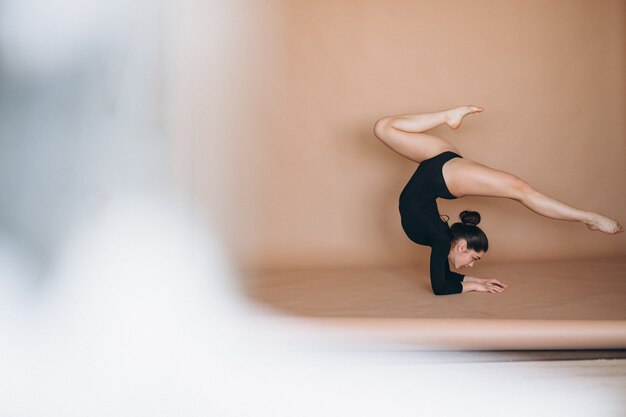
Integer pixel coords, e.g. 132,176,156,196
462,281,478,293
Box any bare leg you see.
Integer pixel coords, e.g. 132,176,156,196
374,105,624,235
387,105,483,132
443,158,624,235
373,105,482,163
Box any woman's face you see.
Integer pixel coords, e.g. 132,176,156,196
450,239,485,269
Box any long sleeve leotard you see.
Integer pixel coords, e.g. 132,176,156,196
398,151,465,295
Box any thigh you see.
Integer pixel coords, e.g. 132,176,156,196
374,119,459,163
442,158,528,199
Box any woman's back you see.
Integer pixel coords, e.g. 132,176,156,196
399,151,462,246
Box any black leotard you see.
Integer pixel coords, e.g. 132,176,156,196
399,151,465,295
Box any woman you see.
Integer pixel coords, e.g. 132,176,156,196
373,105,623,296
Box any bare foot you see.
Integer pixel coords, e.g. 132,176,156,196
585,214,624,234
446,105,484,130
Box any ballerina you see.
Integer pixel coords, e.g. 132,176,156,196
373,105,623,295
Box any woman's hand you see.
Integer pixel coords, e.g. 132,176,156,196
464,276,508,293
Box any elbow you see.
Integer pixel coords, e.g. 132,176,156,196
432,283,462,296
431,284,448,296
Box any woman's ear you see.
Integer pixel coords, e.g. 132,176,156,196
456,239,467,252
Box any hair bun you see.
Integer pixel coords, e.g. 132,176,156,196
459,210,481,226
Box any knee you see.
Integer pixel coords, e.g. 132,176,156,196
373,116,392,140
512,178,536,202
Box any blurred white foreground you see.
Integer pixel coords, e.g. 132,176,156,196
0,195,623,416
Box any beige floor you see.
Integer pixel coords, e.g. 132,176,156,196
243,257,626,350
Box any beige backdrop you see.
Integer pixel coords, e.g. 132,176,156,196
170,0,625,273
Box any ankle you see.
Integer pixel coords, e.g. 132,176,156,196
581,212,597,225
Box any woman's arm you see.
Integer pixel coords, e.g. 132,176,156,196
429,236,463,295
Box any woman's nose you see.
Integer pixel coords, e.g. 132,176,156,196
468,262,475,267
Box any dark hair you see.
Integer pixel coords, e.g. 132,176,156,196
449,210,489,252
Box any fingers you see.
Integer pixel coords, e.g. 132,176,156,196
488,284,504,293
484,282,506,293
486,279,509,288
475,278,509,293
